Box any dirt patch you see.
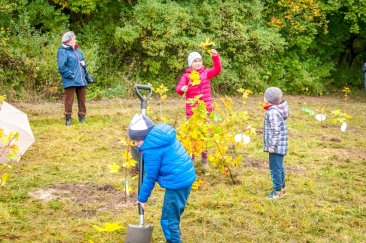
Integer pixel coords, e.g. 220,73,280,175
243,158,307,174
243,158,269,170
321,136,341,142
29,182,136,212
316,148,366,160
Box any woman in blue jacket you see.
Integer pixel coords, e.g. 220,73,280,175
57,31,88,126
128,114,196,243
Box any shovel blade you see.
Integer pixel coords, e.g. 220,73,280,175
125,224,153,243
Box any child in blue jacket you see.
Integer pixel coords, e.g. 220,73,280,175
263,87,289,199
128,114,196,243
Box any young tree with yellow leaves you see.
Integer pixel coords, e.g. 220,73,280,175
176,91,255,185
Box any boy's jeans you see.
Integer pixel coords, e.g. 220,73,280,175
269,153,286,191
161,187,192,243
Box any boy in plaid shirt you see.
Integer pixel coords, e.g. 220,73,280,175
263,87,289,199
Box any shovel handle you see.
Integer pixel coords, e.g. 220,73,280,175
134,85,153,114
134,84,151,224
138,148,145,224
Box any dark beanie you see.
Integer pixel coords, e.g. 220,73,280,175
264,87,283,104
128,114,155,141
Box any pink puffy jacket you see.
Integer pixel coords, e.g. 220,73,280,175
176,55,222,116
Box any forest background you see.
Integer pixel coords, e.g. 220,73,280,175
1,0,366,101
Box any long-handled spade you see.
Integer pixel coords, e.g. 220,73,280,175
125,84,153,243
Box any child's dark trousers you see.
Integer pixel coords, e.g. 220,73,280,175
161,187,192,243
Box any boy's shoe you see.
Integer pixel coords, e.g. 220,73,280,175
266,190,283,199
281,188,287,197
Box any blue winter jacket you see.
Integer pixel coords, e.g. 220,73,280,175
57,44,87,89
136,123,196,203
263,100,289,155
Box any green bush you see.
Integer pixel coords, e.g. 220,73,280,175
330,66,364,89
114,0,286,93
0,0,68,101
1,0,365,101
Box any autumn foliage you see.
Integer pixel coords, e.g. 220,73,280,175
176,90,255,184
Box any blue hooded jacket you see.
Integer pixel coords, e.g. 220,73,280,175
136,123,196,203
57,44,87,89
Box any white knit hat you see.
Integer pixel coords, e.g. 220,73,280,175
128,114,154,141
187,52,202,67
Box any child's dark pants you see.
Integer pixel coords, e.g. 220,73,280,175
269,153,286,191
161,187,192,243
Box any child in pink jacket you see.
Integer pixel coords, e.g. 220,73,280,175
176,50,222,116
176,50,222,170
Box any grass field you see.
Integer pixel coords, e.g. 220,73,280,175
1,93,365,243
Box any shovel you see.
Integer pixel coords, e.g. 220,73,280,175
125,84,154,243
131,84,153,172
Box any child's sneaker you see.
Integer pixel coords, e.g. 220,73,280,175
266,190,282,199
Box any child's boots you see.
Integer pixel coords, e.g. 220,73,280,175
201,158,209,171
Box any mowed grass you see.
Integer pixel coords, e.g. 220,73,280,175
1,93,365,243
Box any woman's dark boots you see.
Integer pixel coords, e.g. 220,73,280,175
65,115,85,125
65,115,72,126
78,115,85,124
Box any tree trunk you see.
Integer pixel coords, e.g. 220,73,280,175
348,35,358,67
